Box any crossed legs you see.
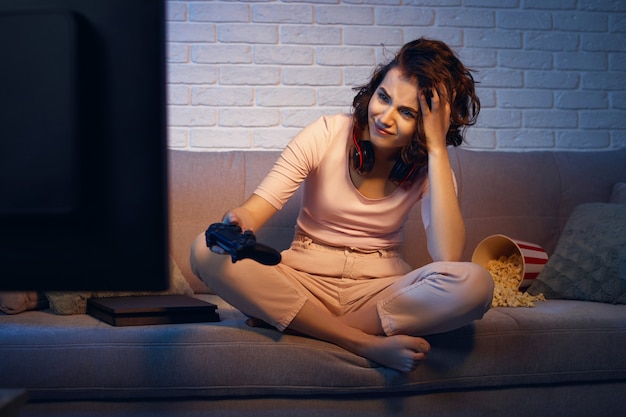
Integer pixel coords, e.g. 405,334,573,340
190,234,493,372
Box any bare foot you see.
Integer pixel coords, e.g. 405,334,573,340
357,334,430,372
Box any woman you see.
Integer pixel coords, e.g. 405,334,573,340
191,38,494,373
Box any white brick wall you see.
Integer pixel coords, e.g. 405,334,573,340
166,0,626,151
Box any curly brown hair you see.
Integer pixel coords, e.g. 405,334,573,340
352,38,480,168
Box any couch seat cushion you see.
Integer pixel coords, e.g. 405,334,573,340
1,296,625,401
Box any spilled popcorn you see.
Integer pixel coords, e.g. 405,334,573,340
486,253,545,308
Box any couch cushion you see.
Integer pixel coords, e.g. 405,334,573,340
528,203,626,304
168,151,249,293
455,149,626,260
1,296,625,401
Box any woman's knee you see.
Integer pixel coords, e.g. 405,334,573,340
190,232,229,287
190,233,207,276
429,261,494,312
461,262,494,312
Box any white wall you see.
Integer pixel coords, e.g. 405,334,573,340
166,0,626,151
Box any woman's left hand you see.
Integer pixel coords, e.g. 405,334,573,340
418,85,451,154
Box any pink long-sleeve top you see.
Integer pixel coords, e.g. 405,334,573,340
254,113,434,251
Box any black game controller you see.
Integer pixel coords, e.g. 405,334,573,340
205,223,281,266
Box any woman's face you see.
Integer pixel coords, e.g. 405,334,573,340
367,67,419,153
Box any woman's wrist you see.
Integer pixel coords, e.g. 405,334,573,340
427,144,449,162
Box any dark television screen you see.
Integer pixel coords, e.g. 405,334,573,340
0,0,169,291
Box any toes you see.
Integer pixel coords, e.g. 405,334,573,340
407,355,424,372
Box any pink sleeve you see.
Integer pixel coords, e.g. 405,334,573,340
253,116,332,210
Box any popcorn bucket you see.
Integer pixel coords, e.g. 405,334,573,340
471,234,548,290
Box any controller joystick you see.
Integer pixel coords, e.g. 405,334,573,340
205,223,281,266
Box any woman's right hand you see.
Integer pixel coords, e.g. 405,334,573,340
221,194,279,234
222,206,256,231
210,203,265,255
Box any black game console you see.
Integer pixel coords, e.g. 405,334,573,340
205,223,281,266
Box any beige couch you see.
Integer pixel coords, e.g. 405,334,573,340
1,147,625,417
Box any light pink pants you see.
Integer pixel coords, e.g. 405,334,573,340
191,233,494,336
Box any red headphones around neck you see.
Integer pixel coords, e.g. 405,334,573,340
350,132,419,186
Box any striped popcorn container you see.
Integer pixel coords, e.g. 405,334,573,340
471,234,549,290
